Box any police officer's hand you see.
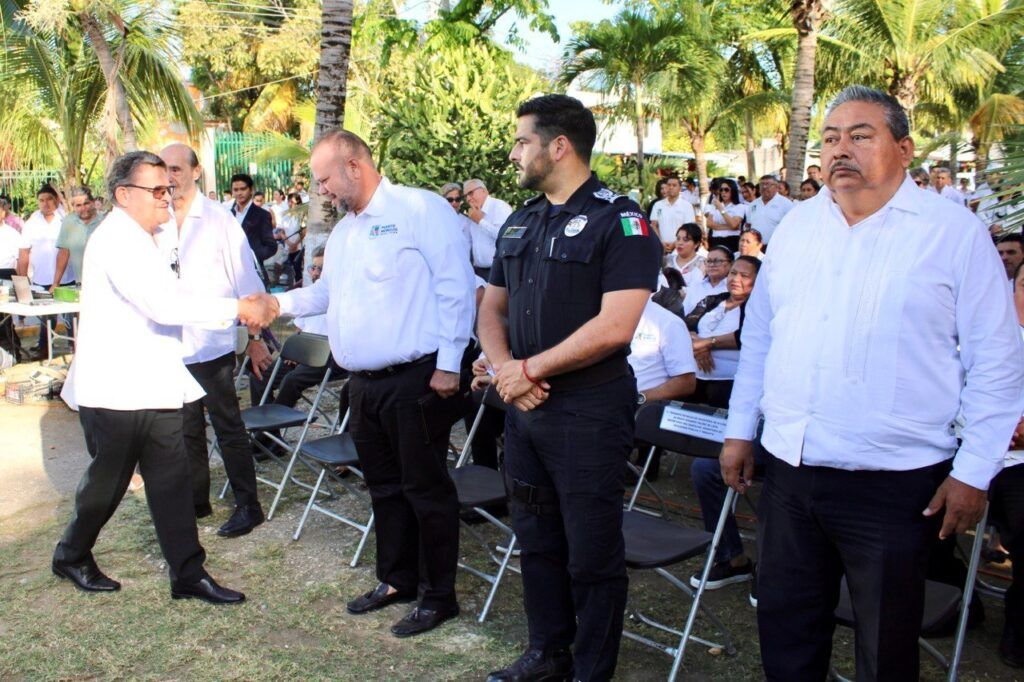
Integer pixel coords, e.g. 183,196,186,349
512,384,549,412
494,358,549,404
924,476,988,540
429,369,460,398
721,438,755,494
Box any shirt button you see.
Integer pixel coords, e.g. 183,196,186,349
560,253,568,259
526,309,532,316
527,278,534,284
534,247,540,253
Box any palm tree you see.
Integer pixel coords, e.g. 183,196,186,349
561,11,686,186
783,0,830,186
305,0,353,243
2,0,201,186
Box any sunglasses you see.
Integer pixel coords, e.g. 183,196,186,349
123,184,174,200
308,264,323,272
446,195,463,204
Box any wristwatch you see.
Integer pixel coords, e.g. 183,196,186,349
637,392,647,406
248,333,260,341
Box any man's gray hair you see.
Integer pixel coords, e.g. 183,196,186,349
909,167,929,184
463,178,486,192
313,246,326,259
934,166,953,178
107,151,166,204
69,186,94,201
440,182,461,196
759,174,778,182
826,85,910,141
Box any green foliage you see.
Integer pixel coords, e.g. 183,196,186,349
372,43,543,205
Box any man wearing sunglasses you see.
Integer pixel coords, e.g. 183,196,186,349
53,151,264,606
159,143,268,539
439,182,473,261
462,178,513,280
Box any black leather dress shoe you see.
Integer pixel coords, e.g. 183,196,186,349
390,605,460,638
217,505,264,538
171,575,245,605
346,582,416,614
487,647,574,681
52,559,121,593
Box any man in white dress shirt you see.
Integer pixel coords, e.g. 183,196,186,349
159,143,268,538
721,85,1024,680
650,175,697,252
932,166,967,206
462,178,513,280
53,151,260,604
746,174,794,245
245,130,475,637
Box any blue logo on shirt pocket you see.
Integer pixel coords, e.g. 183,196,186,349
369,224,398,239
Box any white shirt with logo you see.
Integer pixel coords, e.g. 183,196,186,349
747,193,794,244
629,298,698,392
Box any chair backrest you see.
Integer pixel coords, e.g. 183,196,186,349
280,332,332,368
634,400,726,459
480,383,509,412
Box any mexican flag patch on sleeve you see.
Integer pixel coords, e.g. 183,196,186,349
619,213,649,237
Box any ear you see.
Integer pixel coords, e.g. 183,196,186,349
193,165,203,181
550,135,571,162
898,137,915,168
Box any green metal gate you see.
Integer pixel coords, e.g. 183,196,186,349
214,132,296,195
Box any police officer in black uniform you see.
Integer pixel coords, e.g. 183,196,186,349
479,95,662,682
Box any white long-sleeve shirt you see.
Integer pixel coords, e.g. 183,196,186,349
276,177,475,373
62,207,238,410
469,194,513,268
725,176,1024,490
157,194,265,364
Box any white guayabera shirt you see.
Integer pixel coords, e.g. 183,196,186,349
725,176,1024,490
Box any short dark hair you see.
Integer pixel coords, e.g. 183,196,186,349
254,191,265,199
287,192,303,204
826,85,910,141
107,151,167,202
807,164,820,172
675,222,703,244
516,94,597,163
800,178,821,192
742,228,763,243
708,245,735,262
998,233,1024,246
37,184,58,199
230,173,254,189
735,255,763,273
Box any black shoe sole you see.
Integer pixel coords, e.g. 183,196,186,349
170,590,245,605
52,565,120,593
390,609,460,638
346,594,417,615
216,521,263,538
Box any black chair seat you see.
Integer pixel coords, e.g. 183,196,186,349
299,434,361,467
835,577,961,629
623,510,712,569
452,465,507,509
242,404,308,431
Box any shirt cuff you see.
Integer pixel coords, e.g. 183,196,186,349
274,291,295,316
724,410,760,441
436,344,463,374
950,448,1005,491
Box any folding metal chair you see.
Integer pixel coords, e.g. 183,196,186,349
622,400,738,681
233,326,251,391
240,332,333,520
452,384,520,623
291,409,375,567
831,505,991,682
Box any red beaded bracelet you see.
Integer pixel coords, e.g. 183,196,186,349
522,358,542,387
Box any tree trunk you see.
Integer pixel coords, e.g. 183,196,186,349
784,1,823,189
744,111,756,180
79,11,137,163
307,0,354,244
634,85,646,188
691,130,709,232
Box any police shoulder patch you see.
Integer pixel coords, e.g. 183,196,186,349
593,188,620,203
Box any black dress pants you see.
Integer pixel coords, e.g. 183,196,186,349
249,357,346,412
54,407,207,583
757,455,948,681
348,360,460,610
991,463,1024,645
183,352,260,510
503,374,636,682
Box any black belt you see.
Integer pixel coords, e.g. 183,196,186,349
352,352,437,380
545,355,630,392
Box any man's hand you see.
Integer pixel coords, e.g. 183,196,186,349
238,293,280,328
468,206,484,224
1009,416,1024,450
493,358,550,404
472,356,492,377
247,339,273,380
924,476,989,540
471,374,492,391
720,438,755,493
429,369,460,398
512,384,549,412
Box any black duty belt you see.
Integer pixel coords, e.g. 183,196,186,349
352,352,437,380
545,355,630,392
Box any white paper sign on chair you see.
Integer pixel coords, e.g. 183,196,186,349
658,404,727,442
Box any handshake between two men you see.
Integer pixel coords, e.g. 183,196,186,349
237,293,281,331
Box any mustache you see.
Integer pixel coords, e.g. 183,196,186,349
830,161,860,174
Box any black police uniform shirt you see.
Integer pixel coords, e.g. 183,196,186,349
489,173,663,387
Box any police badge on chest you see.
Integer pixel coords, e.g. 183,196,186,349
564,215,588,237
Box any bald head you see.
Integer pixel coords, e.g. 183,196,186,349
160,143,202,205
309,129,381,213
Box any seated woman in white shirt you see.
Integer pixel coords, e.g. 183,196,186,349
705,179,747,253
681,245,734,328
735,229,764,260
664,222,705,289
689,255,761,408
